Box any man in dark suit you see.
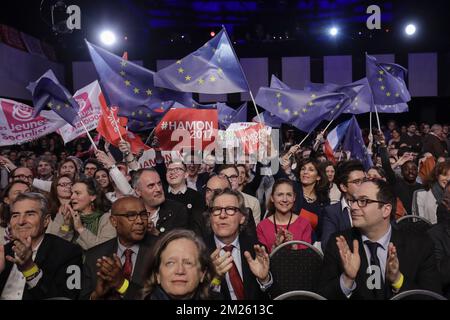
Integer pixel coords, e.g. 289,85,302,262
317,180,441,300
81,196,157,300
422,124,449,159
131,168,189,236
321,160,366,249
0,192,82,300
205,189,272,300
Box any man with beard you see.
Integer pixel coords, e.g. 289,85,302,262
131,168,189,236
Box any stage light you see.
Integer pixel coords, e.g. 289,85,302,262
329,27,339,37
405,24,416,36
100,30,116,46
210,31,216,37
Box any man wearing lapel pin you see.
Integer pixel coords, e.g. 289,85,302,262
318,179,442,300
81,196,157,299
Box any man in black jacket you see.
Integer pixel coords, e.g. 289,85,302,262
318,180,441,300
131,168,189,236
81,196,157,300
0,192,82,300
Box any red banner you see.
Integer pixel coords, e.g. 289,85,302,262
234,123,266,154
154,109,218,151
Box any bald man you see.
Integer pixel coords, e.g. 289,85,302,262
81,196,157,300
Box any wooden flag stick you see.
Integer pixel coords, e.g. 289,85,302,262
80,119,98,151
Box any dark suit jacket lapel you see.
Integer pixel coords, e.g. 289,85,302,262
239,234,258,299
341,205,352,231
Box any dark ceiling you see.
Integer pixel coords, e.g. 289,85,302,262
2,0,450,61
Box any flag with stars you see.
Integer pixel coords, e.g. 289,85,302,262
342,116,374,170
217,102,247,129
270,75,290,90
124,101,176,132
85,40,192,118
366,54,410,113
252,111,283,128
154,28,249,94
254,86,349,132
27,69,80,126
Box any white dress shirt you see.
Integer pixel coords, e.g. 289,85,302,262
341,197,352,228
168,184,187,195
1,238,44,300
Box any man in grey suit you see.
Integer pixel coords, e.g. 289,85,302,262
81,196,157,300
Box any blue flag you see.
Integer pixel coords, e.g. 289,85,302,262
27,70,80,126
255,86,349,132
252,111,283,128
217,102,247,129
342,116,373,170
154,28,249,94
126,101,176,132
270,75,290,90
366,54,410,113
85,40,192,118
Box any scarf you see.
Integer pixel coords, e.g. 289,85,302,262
431,182,444,204
80,211,103,235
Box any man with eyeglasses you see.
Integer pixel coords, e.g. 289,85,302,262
218,165,261,225
321,160,366,249
205,189,274,300
81,196,157,300
318,179,441,300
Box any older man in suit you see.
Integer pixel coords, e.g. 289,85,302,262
321,160,366,249
81,196,157,300
205,189,272,300
0,192,82,300
318,180,441,300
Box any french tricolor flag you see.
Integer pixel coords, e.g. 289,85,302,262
324,119,352,163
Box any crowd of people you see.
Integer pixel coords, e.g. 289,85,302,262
0,119,449,300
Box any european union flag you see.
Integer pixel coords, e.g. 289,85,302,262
85,40,192,118
366,54,410,113
270,75,290,90
217,102,247,129
27,70,80,126
154,28,249,94
126,101,176,132
252,112,283,128
342,116,374,170
255,86,349,132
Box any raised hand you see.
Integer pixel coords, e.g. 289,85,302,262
70,210,84,234
244,245,270,283
95,150,116,169
336,236,360,287
210,248,233,278
6,236,34,271
386,243,401,284
96,254,125,289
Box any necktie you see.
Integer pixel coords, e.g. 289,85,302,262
364,240,385,299
122,249,134,280
223,245,245,300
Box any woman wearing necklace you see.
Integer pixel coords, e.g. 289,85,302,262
257,179,312,253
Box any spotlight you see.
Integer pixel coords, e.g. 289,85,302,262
405,24,416,36
210,31,216,37
100,30,116,46
329,27,339,37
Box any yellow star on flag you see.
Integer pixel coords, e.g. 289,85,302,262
185,75,191,81
303,108,308,113
276,92,281,98
293,111,299,116
311,94,317,99
147,113,152,118
378,77,383,82
395,93,400,97
178,67,184,74
120,71,126,77
217,68,223,74
209,76,216,82
284,109,290,114
56,105,61,110
125,80,131,86
198,79,204,85
121,60,127,67
64,104,70,108
47,102,53,108
277,101,282,107
133,88,140,94
386,92,391,97
146,89,153,96
138,110,143,115
379,70,384,75
176,60,182,64
131,112,136,116
308,101,314,107
380,85,385,91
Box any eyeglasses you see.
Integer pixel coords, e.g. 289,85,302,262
347,178,367,186
219,174,238,181
112,211,149,221
57,182,73,188
13,174,33,181
347,198,388,208
167,167,186,174
210,206,240,216
205,187,224,194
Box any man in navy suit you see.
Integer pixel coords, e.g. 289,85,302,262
321,161,366,249
318,180,441,300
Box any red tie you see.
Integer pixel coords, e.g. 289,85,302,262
122,249,134,280
223,245,245,300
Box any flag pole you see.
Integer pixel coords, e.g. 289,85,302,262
144,127,157,146
80,119,98,151
222,25,262,124
374,104,381,133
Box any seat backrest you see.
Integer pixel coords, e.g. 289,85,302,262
390,289,447,300
396,215,433,234
274,290,327,300
269,241,323,297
